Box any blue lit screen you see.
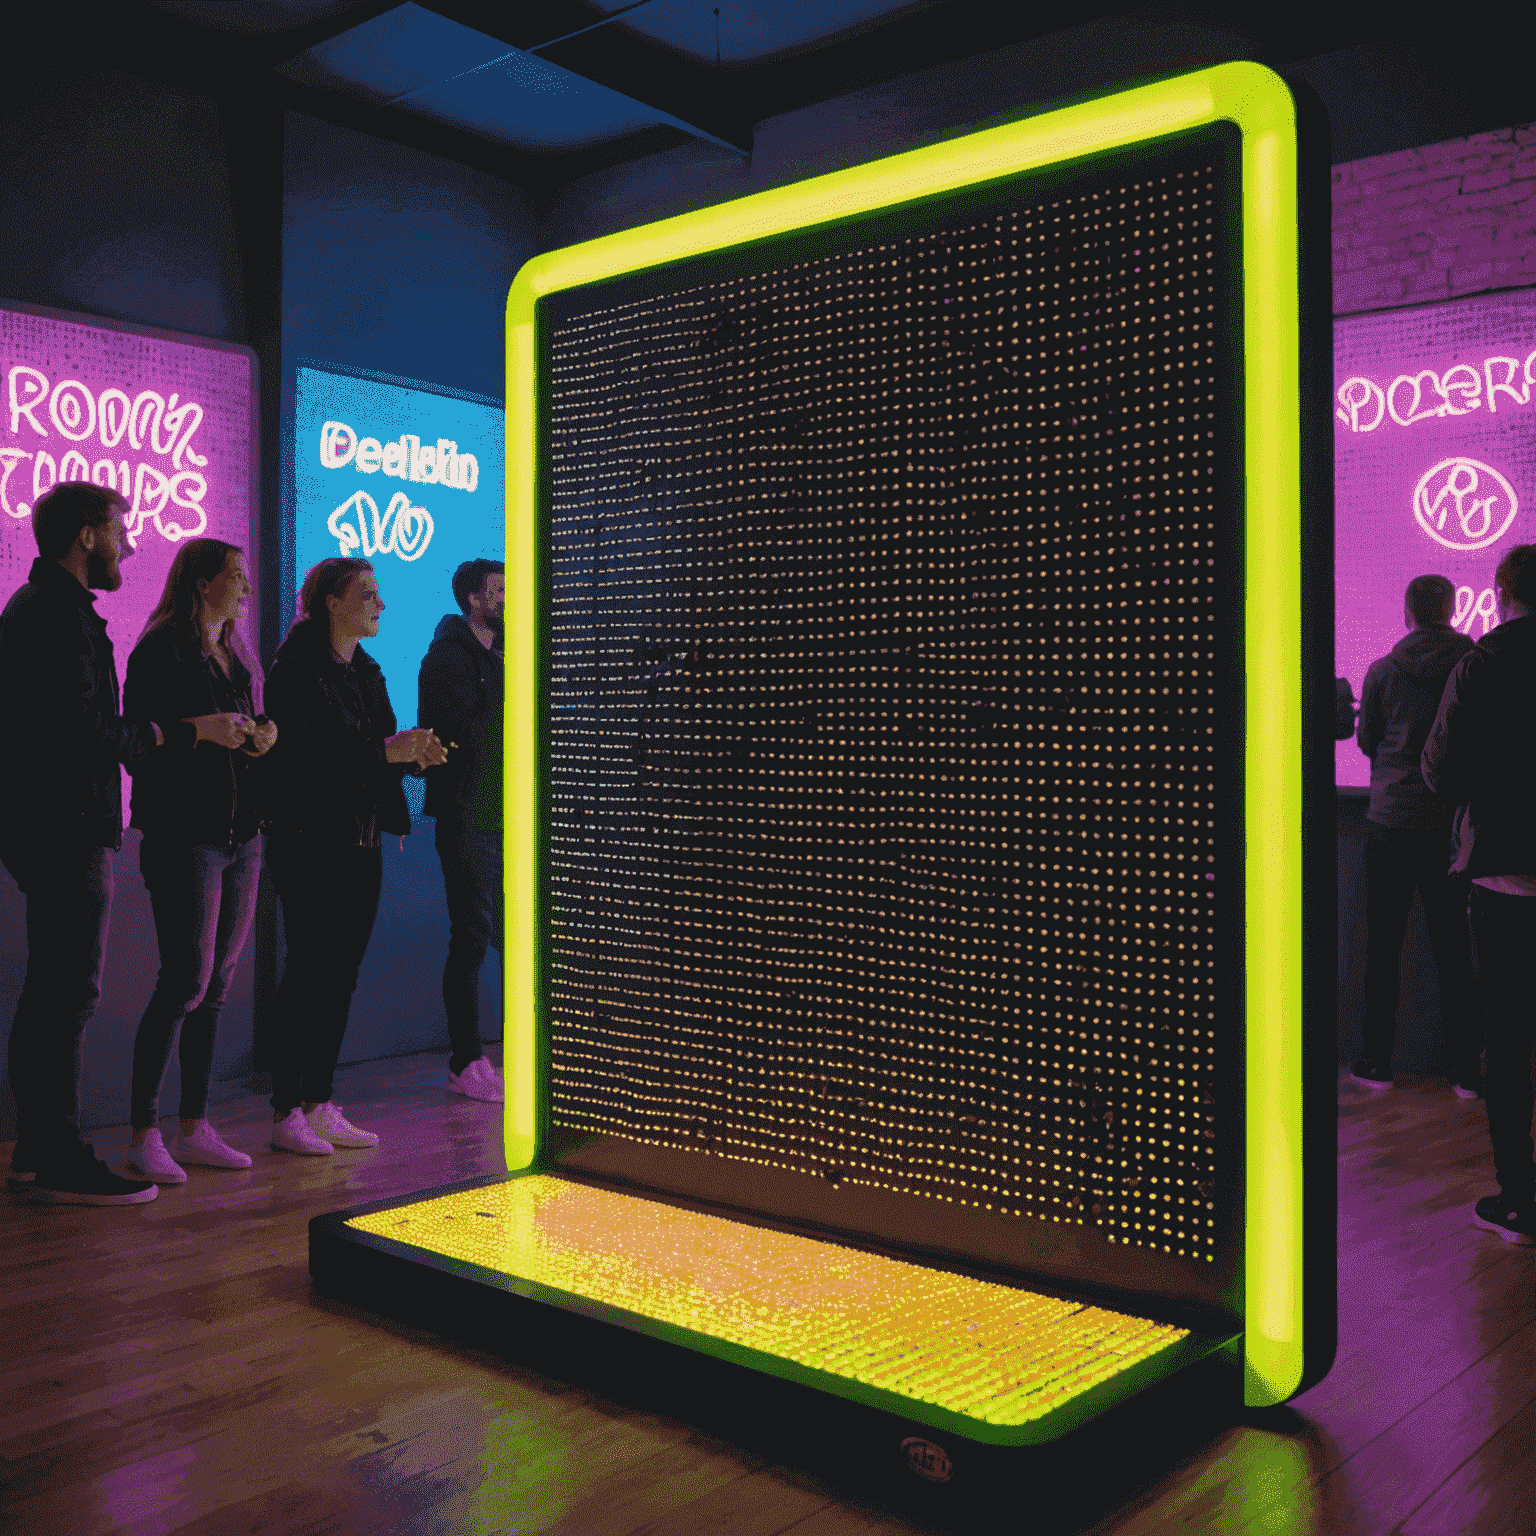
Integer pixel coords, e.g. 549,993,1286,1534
292,365,504,802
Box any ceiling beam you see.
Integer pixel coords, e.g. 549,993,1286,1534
123,1,701,193
115,4,510,180
133,0,407,71
410,0,755,154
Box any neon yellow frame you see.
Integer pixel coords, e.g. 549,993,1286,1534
505,61,1305,1408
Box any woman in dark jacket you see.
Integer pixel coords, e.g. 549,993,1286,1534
264,557,447,1155
124,538,274,1182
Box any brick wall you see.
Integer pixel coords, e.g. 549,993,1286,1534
1333,124,1536,316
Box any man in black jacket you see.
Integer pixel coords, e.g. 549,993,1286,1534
1423,543,1536,1245
418,559,504,1102
0,483,186,1206
1352,574,1478,1095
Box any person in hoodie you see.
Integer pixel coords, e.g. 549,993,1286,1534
1352,573,1478,1095
417,559,505,1103
1423,544,1536,1246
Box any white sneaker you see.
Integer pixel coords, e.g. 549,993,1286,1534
173,1121,252,1169
448,1057,504,1103
125,1128,188,1184
271,1107,334,1156
306,1101,378,1148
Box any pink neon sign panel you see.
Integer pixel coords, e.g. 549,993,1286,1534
0,300,257,811
1335,288,1536,786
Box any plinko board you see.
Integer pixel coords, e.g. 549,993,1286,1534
311,61,1336,1455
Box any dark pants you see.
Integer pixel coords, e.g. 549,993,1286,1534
435,820,502,1075
267,838,383,1115
0,841,113,1167
1469,887,1536,1205
1362,821,1480,1081
130,836,262,1129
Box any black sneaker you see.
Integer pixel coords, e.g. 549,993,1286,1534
1472,1196,1536,1246
30,1153,157,1207
1349,1059,1394,1091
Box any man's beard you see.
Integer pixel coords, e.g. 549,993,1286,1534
485,610,504,642
86,548,120,590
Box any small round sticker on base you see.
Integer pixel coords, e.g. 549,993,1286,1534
900,1436,953,1483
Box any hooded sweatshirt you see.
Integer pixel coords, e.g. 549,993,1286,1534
417,613,502,830
1356,622,1475,829
1421,613,1536,879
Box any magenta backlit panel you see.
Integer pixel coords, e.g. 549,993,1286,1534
1334,288,1536,787
0,300,257,718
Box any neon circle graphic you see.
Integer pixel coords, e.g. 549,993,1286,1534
1413,457,1520,551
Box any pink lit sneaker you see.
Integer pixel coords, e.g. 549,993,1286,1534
305,1102,378,1149
125,1128,188,1184
448,1057,504,1103
173,1122,252,1169
271,1107,333,1156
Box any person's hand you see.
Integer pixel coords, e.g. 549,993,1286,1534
242,718,278,756
188,712,254,749
385,728,449,768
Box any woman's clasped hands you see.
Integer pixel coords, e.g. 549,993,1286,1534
384,727,449,769
185,712,278,755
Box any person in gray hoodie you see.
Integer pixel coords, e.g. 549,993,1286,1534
1352,574,1478,1094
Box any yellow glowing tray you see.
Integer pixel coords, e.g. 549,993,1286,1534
345,1174,1214,1440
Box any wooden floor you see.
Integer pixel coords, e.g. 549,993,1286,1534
3,1058,1533,1536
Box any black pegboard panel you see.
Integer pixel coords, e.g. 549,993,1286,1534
542,140,1245,1289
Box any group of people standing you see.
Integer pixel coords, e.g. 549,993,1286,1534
1353,544,1536,1244
1,480,505,1206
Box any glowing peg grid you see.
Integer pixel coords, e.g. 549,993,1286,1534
347,1175,1188,1428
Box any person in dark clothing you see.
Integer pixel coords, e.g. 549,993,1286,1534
122,539,276,1184
418,558,504,1102
1423,543,1536,1246
0,482,187,1206
1352,574,1479,1094
262,557,447,1155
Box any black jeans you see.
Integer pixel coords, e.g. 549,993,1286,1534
0,840,113,1166
130,836,262,1129
267,837,383,1115
1469,887,1536,1205
1362,821,1480,1080
435,820,502,1075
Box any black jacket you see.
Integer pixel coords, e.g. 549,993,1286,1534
263,623,410,844
1421,613,1536,877
1355,623,1475,829
0,558,161,849
124,624,262,845
417,614,501,830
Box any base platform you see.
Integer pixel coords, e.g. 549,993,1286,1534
310,1171,1236,1448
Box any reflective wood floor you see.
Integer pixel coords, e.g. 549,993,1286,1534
3,1058,1532,1535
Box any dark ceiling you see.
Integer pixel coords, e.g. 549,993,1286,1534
34,1,1536,196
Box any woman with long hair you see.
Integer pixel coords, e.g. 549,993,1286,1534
263,557,447,1154
123,537,274,1183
